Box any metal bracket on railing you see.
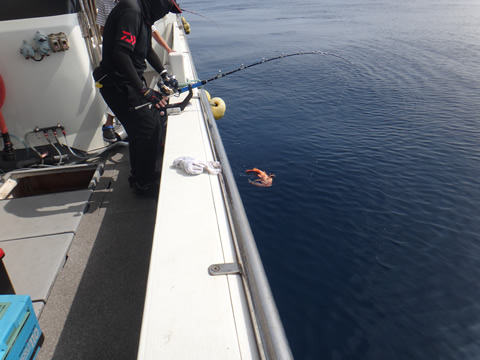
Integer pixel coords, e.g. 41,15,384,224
208,263,241,276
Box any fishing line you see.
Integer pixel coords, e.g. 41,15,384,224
180,8,219,26
178,50,353,93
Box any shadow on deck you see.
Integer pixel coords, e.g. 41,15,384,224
37,146,158,359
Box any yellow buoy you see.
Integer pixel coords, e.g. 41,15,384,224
204,90,226,119
181,17,191,34
211,97,226,120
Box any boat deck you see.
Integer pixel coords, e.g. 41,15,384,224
35,94,258,359
36,147,159,359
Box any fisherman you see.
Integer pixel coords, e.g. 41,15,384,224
96,0,177,143
93,0,182,197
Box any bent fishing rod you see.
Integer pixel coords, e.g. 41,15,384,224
178,50,353,93
134,51,352,110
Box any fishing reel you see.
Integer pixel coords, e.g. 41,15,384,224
157,73,179,96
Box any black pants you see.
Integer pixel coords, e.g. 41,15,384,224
100,81,166,187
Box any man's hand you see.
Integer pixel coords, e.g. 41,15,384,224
140,87,168,109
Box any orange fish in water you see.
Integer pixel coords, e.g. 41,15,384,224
246,168,275,187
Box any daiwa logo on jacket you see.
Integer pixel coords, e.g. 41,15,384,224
121,31,136,45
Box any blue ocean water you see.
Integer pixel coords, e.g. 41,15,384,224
181,1,480,359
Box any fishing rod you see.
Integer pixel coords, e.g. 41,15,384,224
178,50,353,93
134,51,352,110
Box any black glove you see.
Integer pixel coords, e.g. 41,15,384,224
140,87,166,107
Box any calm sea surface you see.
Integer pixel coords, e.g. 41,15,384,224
181,1,480,359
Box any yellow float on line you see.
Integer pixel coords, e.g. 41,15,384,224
204,90,226,120
181,17,191,34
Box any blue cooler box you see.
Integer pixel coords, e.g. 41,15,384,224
0,295,42,360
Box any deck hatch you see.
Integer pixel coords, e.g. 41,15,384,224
0,164,102,200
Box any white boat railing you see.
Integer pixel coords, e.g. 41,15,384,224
199,90,294,360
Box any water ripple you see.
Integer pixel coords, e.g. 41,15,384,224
188,0,480,358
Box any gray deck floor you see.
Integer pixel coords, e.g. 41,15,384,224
37,146,158,360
